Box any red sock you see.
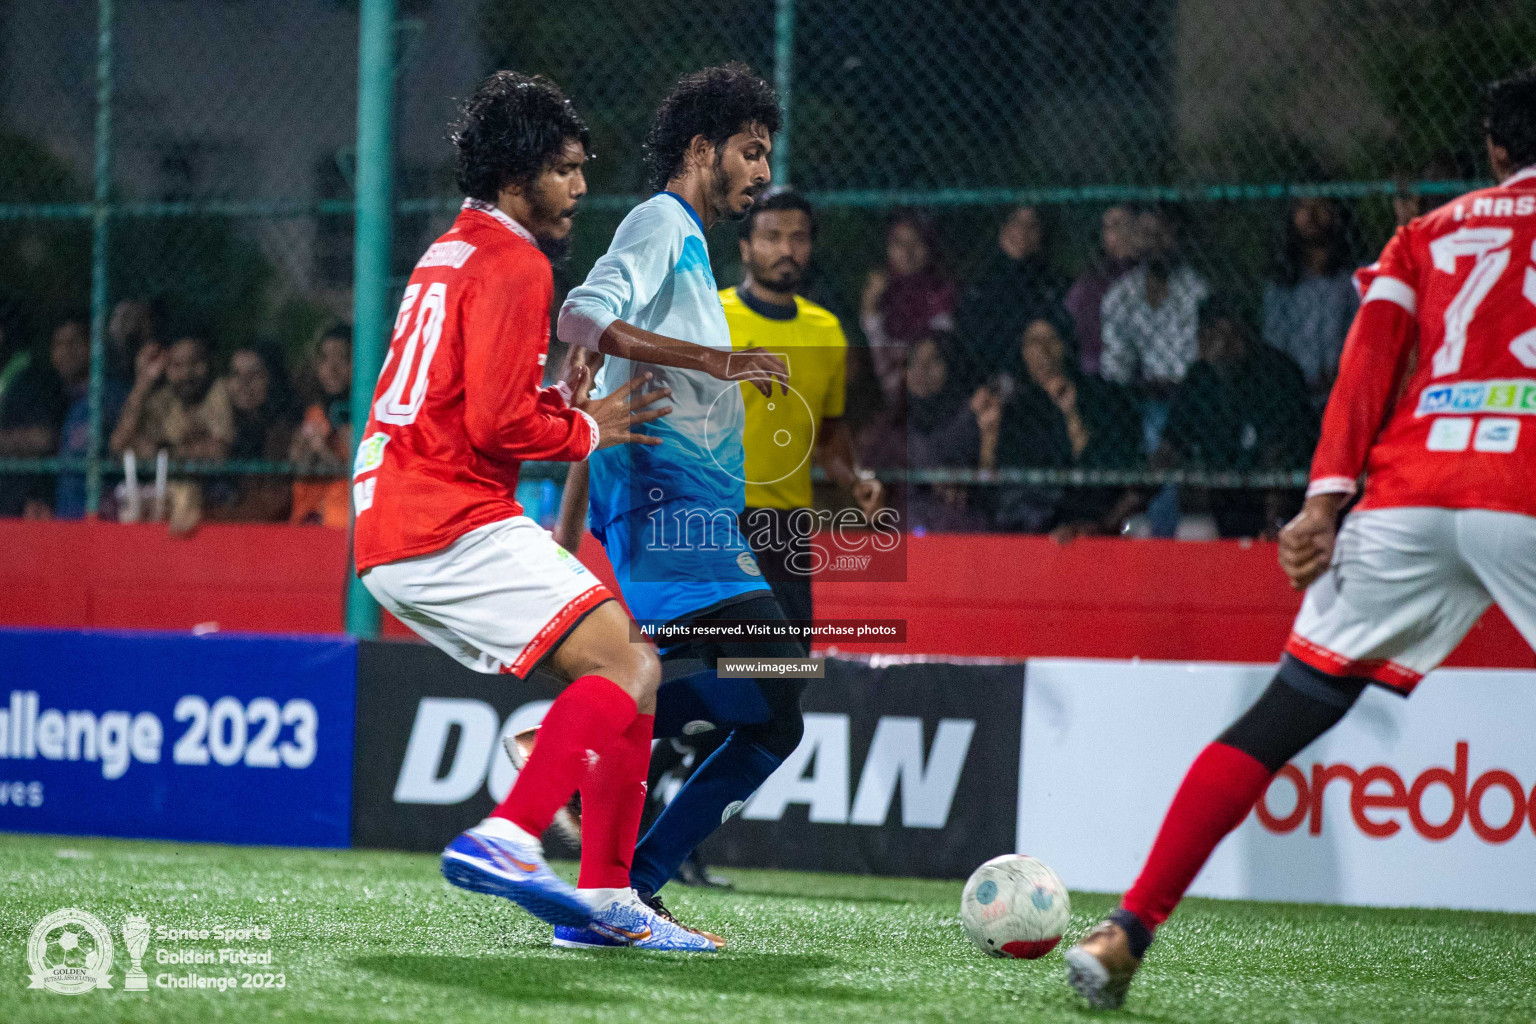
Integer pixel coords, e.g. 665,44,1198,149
577,712,654,889
492,675,636,838
1120,742,1273,929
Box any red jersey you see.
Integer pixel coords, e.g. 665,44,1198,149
1310,166,1536,517
352,200,597,573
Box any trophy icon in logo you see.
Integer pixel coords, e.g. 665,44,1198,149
122,914,150,991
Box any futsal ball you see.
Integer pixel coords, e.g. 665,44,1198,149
960,854,1071,959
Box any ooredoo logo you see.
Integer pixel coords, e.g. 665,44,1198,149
1256,742,1535,844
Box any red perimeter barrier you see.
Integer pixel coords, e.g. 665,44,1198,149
0,519,1527,667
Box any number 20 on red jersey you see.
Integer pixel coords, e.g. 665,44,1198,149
375,282,448,427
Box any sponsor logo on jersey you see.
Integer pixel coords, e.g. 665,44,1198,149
353,433,390,477
1416,379,1536,417
1473,417,1520,453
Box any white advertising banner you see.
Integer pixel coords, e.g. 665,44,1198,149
1018,659,1536,913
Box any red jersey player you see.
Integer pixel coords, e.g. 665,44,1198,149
352,72,720,952
1067,67,1536,1009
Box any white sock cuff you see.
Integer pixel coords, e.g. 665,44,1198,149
474,816,541,849
577,886,632,909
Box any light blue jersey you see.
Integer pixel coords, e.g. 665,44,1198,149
558,192,768,623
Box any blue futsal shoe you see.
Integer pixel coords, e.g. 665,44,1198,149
552,889,719,952
440,818,592,928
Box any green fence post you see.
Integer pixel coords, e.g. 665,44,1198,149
345,0,397,638
773,0,794,185
85,0,115,517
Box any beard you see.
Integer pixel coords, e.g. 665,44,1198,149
537,232,572,262
711,156,764,222
531,194,576,262
753,260,804,292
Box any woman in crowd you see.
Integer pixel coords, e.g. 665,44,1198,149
288,323,352,527
954,205,1068,383
966,318,1140,534
205,343,297,522
860,212,958,406
858,333,987,532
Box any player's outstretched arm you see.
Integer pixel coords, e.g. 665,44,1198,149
553,460,589,554
558,201,786,395
594,319,787,397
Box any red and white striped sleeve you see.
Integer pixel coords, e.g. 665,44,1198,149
1306,226,1422,498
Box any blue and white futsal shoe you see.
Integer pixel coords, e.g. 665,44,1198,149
552,889,720,952
440,817,592,928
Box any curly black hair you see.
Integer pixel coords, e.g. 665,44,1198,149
452,71,590,202
1487,65,1536,170
643,63,781,193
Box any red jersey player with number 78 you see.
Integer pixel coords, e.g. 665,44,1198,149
350,72,720,952
1068,66,1536,1010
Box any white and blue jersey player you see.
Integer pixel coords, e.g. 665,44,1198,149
553,65,811,925
561,190,767,623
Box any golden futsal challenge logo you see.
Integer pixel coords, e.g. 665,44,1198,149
25,908,152,996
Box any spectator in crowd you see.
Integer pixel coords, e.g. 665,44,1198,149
0,320,69,517
204,344,297,522
1100,206,1210,396
1016,318,1143,538
107,297,165,384
955,318,1140,534
1261,196,1358,410
1101,206,1209,536
1064,204,1142,376
861,212,958,406
858,333,986,532
110,332,233,532
1156,297,1315,539
289,323,352,527
954,205,1068,382
54,318,129,519
965,360,1070,533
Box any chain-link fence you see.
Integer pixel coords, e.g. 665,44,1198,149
0,0,1530,536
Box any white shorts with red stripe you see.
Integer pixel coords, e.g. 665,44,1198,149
1285,507,1536,693
361,516,612,678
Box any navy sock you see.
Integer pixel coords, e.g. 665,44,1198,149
629,729,782,897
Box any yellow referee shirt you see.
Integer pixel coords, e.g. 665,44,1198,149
720,285,848,510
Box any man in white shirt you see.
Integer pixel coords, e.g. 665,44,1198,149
1100,207,1210,392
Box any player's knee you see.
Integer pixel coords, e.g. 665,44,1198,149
620,643,662,703
584,639,660,709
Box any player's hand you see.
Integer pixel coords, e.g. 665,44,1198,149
560,345,603,395
580,372,672,450
1278,493,1345,591
852,476,883,519
718,347,789,397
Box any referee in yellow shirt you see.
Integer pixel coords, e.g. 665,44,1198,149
723,187,882,625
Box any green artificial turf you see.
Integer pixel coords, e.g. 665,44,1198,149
1,832,1533,1023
